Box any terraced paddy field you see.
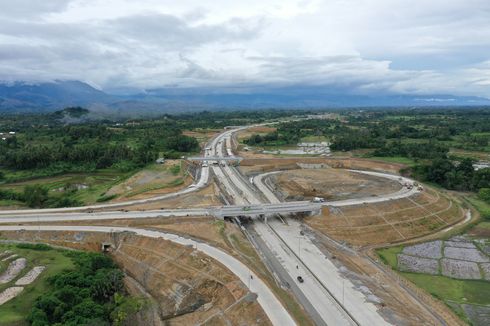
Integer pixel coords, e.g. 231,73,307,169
307,188,465,246
0,243,74,326
378,236,490,326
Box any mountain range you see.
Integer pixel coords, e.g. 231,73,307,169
1,80,489,114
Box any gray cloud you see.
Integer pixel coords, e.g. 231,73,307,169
0,0,488,97
0,1,71,18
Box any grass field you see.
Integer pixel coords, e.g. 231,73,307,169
402,273,490,305
0,243,75,325
0,168,135,207
300,135,329,142
377,246,403,268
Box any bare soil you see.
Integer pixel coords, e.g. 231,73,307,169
240,157,407,174
117,182,222,211
272,168,401,201
235,126,277,141
306,226,453,325
0,230,271,325
107,161,191,201
307,188,465,247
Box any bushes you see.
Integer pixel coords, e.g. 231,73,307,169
479,188,490,204
0,188,23,201
96,194,117,202
27,252,137,326
372,141,449,159
16,243,52,251
412,158,490,192
23,185,49,208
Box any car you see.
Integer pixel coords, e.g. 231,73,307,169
297,276,304,283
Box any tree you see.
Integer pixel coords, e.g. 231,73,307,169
479,188,490,203
23,185,49,208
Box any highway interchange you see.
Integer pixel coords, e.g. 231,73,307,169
0,123,424,326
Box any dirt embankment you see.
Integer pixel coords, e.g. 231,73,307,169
307,188,465,247
240,157,406,174
272,168,401,201
0,230,271,326
306,226,464,326
107,161,193,202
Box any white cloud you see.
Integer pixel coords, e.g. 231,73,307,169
0,0,489,96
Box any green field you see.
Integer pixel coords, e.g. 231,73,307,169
0,168,135,207
403,273,490,305
377,246,403,268
0,243,75,325
300,135,329,142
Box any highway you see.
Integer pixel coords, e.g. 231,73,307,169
0,225,296,326
209,129,363,325
215,129,403,325
0,122,425,325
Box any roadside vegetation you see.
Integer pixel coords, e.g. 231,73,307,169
28,250,140,326
0,242,140,326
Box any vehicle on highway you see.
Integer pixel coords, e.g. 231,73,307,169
312,197,325,203
242,206,252,211
297,276,304,283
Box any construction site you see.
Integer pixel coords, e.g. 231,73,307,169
0,122,483,326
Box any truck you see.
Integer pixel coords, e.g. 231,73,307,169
312,197,325,203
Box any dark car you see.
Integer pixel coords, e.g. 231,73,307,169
297,276,304,283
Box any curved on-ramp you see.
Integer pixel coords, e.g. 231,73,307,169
253,169,420,207
0,225,296,326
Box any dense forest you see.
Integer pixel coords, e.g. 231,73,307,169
0,108,309,175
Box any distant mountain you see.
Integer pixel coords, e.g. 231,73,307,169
0,80,114,112
133,87,490,109
0,80,489,114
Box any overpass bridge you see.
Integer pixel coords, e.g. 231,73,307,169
187,156,243,162
211,201,322,219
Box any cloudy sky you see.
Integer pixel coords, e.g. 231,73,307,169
0,0,489,96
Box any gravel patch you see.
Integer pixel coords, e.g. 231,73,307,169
0,250,12,259
1,254,18,262
15,266,46,286
482,245,490,256
441,259,481,279
480,263,490,281
444,247,489,263
0,258,27,284
0,287,23,305
445,241,476,249
461,304,490,326
451,236,469,242
398,254,439,274
402,241,442,259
